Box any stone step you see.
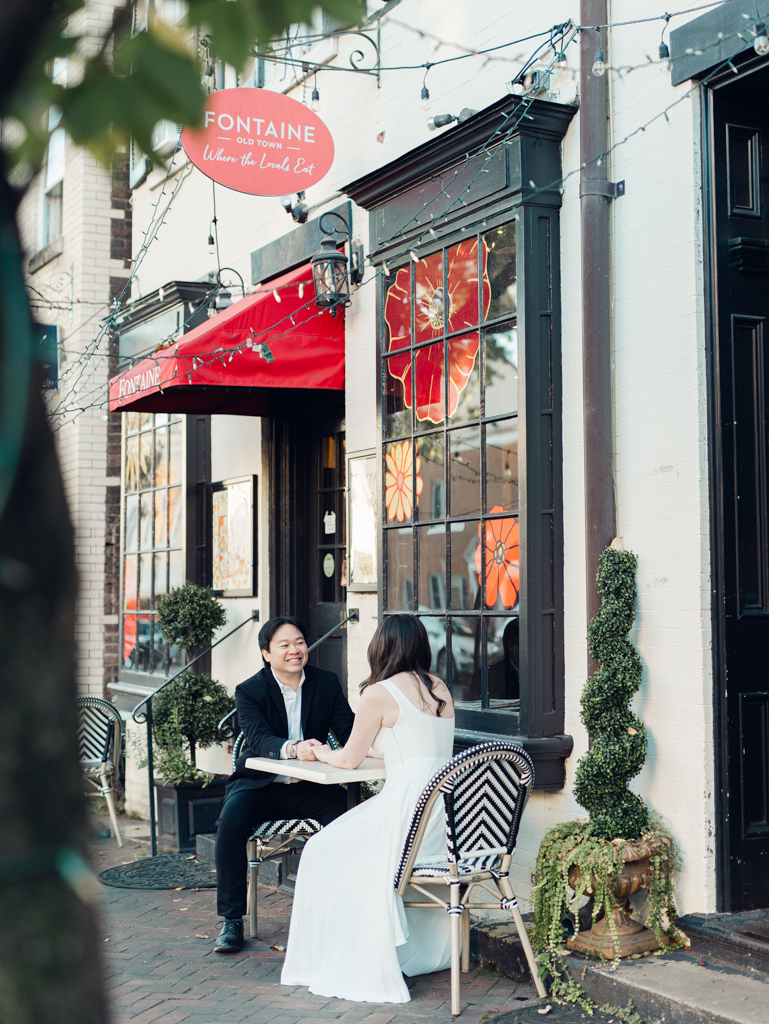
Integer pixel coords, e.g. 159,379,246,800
474,920,769,1024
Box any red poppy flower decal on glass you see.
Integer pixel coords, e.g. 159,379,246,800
385,439,423,522
384,239,491,423
474,506,519,608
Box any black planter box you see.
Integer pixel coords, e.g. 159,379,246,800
155,778,227,852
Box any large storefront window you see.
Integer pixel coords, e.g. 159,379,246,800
122,411,184,674
382,226,526,718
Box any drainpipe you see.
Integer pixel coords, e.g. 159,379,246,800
580,1,615,644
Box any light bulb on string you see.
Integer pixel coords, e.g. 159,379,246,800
659,15,672,73
207,233,216,255
592,48,606,77
311,72,321,112
420,85,431,111
754,21,769,55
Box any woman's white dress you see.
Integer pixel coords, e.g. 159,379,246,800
280,679,455,1003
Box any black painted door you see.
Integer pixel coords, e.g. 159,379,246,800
712,72,769,910
308,428,347,682
270,406,347,686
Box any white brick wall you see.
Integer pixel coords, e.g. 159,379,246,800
125,0,718,913
18,0,126,697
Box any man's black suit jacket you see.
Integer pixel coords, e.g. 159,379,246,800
225,664,355,796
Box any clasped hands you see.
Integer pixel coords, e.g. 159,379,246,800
293,738,333,762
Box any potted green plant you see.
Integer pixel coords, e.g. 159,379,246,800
150,583,234,851
533,544,684,1005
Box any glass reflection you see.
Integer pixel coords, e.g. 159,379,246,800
484,222,517,320
139,552,152,609
484,329,518,418
125,494,138,552
385,528,414,610
419,615,447,681
450,617,481,703
414,341,445,428
122,613,137,668
485,419,519,512
154,552,167,602
417,433,444,520
168,422,183,484
139,492,152,549
449,425,481,517
487,615,520,707
154,490,167,548
450,338,480,423
417,524,446,611
169,549,183,590
155,427,168,486
123,554,137,611
169,487,181,546
449,522,479,610
384,356,412,438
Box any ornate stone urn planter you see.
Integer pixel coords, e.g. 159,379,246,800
566,837,671,958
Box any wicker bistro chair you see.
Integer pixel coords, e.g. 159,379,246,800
230,730,323,938
76,696,123,848
395,741,547,1016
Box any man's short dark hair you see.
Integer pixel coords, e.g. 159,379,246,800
259,615,308,654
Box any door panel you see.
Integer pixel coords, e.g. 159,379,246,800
712,74,769,909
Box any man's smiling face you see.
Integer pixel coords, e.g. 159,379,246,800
262,623,308,679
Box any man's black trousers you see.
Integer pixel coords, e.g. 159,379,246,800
215,781,347,920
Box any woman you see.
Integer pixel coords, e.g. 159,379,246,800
281,615,455,1004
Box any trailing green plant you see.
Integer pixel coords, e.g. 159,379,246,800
574,547,649,840
153,672,234,766
132,710,215,787
156,582,227,654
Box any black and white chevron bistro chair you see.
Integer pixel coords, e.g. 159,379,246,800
395,742,546,1016
76,696,123,848
231,730,322,938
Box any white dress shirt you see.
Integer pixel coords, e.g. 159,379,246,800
275,670,305,784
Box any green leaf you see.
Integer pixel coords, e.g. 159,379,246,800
187,0,364,69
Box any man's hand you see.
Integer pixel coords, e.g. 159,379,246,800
313,744,332,763
296,739,321,761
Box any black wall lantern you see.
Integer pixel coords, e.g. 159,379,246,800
311,211,364,316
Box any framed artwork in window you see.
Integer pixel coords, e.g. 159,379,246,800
347,452,378,591
211,475,257,597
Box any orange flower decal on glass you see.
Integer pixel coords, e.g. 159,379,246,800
475,506,519,608
384,238,491,423
385,439,423,522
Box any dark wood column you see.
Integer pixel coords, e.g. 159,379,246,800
580,0,615,637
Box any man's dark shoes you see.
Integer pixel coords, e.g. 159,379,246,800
214,918,244,953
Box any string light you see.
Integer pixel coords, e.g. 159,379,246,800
753,21,769,55
592,48,606,77
659,14,672,71
420,64,432,110
311,72,321,112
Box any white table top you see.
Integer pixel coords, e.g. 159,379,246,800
244,755,386,786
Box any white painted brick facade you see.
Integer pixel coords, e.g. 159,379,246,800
17,0,127,698
123,1,717,912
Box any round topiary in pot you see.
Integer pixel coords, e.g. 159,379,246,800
153,672,235,767
156,582,227,658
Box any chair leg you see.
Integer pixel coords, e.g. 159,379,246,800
461,904,470,973
247,841,259,939
449,885,462,1016
100,775,122,848
498,875,546,999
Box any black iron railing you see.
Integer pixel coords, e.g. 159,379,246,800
132,611,259,856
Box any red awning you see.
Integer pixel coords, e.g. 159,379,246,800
109,263,344,416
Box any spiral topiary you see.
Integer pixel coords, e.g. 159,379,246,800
573,545,650,840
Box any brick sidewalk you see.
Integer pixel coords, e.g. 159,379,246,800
95,822,539,1024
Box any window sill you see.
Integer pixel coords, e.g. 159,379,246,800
454,727,573,790
28,236,64,274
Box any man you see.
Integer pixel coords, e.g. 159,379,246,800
214,615,355,953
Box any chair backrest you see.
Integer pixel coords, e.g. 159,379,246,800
394,741,535,894
76,696,122,767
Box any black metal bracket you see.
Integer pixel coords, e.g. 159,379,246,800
579,179,625,199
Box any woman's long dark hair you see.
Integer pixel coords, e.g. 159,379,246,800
360,614,446,716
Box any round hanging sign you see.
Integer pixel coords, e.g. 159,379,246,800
181,88,334,196
323,553,335,578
